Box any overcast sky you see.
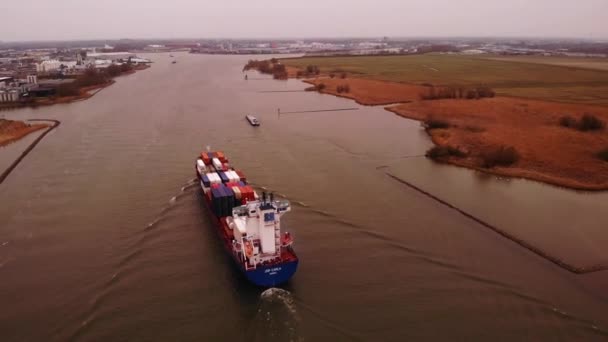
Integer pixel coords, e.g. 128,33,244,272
1,0,607,41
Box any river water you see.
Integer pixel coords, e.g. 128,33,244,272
1,52,607,341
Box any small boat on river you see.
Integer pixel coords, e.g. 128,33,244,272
246,115,260,126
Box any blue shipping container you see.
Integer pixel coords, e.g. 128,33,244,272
219,171,229,183
211,187,222,216
219,186,230,217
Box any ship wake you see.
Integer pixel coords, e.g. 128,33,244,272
248,288,302,342
64,177,200,340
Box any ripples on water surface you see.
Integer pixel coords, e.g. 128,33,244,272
0,52,607,341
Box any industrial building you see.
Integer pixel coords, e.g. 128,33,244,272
0,76,15,87
86,52,136,61
0,89,19,102
36,60,77,73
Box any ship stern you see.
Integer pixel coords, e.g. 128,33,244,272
244,259,298,287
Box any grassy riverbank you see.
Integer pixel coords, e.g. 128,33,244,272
387,98,608,190
282,54,608,105
251,54,608,190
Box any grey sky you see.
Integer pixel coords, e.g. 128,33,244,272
2,0,607,41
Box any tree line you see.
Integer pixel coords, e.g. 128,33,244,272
56,63,133,97
243,59,288,80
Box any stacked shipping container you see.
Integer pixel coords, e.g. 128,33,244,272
198,151,256,218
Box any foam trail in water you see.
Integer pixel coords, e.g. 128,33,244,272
260,288,298,315
0,258,14,268
181,178,199,192
248,288,301,342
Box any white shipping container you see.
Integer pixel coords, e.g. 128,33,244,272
205,172,215,183
230,170,240,182
196,159,206,173
212,158,222,170
206,172,221,184
225,171,233,182
227,171,237,182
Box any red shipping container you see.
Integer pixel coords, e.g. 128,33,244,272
235,170,246,182
211,183,221,189
201,152,211,165
243,186,254,201
216,151,226,162
239,186,248,203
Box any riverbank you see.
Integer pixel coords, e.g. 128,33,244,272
302,77,424,105
0,119,60,184
0,64,150,110
249,56,608,190
0,82,113,110
0,119,49,147
387,98,608,191
281,54,608,105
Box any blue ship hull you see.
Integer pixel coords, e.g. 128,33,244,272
241,259,298,287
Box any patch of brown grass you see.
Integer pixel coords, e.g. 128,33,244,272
389,97,608,190
304,77,426,105
0,119,48,147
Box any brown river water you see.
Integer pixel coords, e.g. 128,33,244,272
1,52,607,341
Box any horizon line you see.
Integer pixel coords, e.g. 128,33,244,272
2,35,608,44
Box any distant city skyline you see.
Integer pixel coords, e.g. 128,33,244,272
2,0,607,42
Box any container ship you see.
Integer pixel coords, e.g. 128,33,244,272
195,151,298,287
